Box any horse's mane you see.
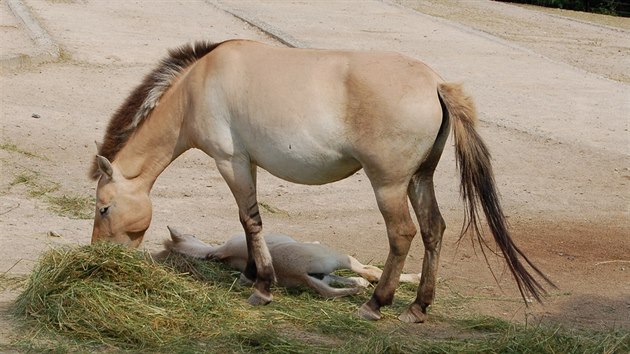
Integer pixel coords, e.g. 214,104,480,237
89,40,225,179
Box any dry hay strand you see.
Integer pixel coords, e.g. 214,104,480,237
13,242,253,349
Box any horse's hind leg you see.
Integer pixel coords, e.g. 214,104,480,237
399,175,445,323
358,184,417,321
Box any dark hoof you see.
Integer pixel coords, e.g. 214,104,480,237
247,289,273,306
398,303,427,323
357,302,382,321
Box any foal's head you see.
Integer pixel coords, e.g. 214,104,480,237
91,156,152,248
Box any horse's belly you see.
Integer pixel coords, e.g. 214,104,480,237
255,149,361,185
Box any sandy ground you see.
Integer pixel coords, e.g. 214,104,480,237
1,0,628,346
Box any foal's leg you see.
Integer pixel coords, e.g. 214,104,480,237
399,175,445,323
215,159,275,305
348,256,420,284
322,274,370,288
347,256,382,283
358,184,417,321
303,275,362,298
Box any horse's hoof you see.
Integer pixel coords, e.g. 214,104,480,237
398,304,427,323
247,290,273,306
357,302,382,321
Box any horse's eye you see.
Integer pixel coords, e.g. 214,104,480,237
99,206,110,216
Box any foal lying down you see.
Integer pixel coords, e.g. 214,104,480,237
164,226,420,298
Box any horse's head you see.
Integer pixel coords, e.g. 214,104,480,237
91,155,152,248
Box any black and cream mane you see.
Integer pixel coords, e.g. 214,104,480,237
90,40,224,179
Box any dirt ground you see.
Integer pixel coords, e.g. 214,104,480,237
1,0,628,346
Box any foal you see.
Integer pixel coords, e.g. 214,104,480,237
163,227,420,298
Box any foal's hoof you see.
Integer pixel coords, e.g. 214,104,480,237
357,303,382,321
247,289,273,306
238,273,254,286
348,276,370,288
398,304,427,323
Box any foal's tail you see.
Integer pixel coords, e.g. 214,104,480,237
437,83,555,303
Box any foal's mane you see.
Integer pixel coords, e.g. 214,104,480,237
89,40,225,179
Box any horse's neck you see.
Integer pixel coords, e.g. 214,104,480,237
114,88,189,190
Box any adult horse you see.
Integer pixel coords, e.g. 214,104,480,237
90,40,553,322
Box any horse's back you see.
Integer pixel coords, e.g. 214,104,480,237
190,40,445,184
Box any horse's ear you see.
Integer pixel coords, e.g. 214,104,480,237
94,140,103,152
96,155,113,179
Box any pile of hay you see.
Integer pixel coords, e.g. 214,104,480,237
13,242,251,349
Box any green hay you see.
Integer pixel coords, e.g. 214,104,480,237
11,243,630,353
12,243,373,351
13,243,252,350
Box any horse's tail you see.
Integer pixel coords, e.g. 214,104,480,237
164,226,217,259
437,82,555,303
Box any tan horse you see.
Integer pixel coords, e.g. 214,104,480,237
163,226,420,298
90,40,553,322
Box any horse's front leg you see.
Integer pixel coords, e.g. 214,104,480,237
216,159,275,305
